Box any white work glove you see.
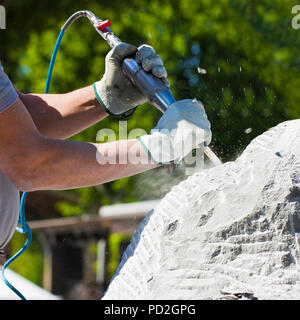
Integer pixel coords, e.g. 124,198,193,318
94,42,169,118
138,99,212,164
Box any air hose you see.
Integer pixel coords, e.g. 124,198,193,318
0,192,32,300
1,10,97,301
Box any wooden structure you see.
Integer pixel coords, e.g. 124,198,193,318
28,200,159,299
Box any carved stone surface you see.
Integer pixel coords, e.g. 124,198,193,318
103,120,300,300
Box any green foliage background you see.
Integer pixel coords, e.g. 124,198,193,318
1,0,299,284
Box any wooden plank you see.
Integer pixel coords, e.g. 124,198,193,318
28,215,108,233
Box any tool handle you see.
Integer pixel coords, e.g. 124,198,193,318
121,58,176,113
103,30,176,113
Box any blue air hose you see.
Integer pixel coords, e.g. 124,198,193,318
0,29,66,300
45,30,65,94
0,193,32,300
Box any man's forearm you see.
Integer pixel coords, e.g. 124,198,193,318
18,85,108,139
18,138,158,192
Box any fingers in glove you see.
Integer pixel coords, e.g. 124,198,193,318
161,77,170,87
135,44,157,63
141,54,164,72
136,45,169,84
108,42,138,63
151,65,168,79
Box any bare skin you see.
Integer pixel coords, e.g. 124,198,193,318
0,90,158,192
17,85,108,139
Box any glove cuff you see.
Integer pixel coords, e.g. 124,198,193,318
93,81,118,117
137,132,177,165
94,81,137,119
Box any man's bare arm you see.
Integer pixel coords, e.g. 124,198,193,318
0,98,157,192
18,85,108,139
